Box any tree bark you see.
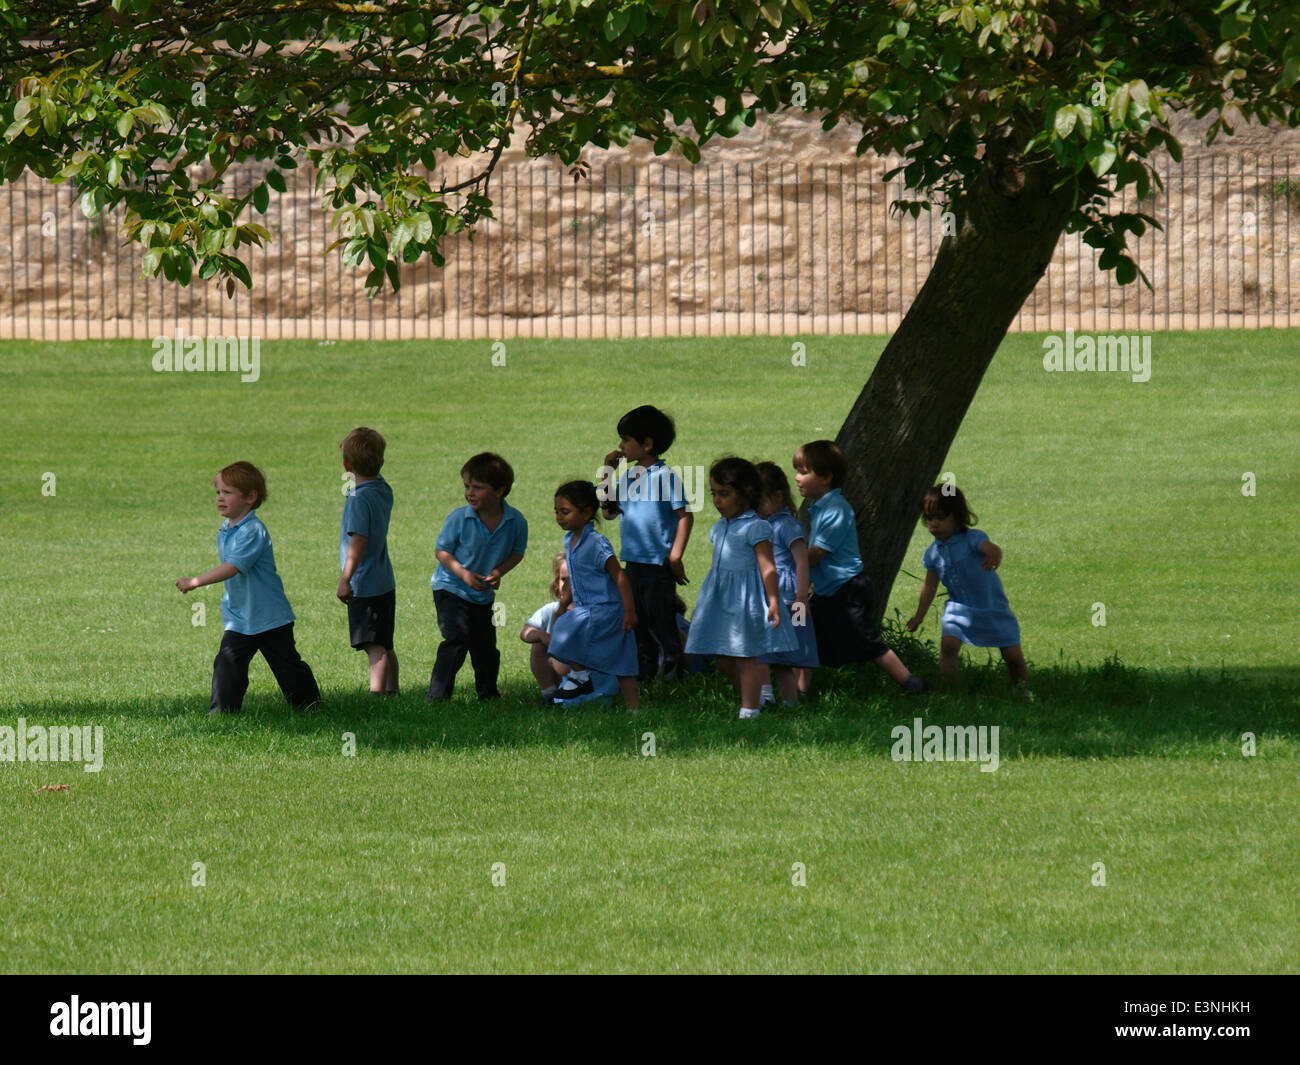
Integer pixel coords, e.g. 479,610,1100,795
834,156,1081,622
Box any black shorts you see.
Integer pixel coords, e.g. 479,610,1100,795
811,572,890,666
347,589,396,650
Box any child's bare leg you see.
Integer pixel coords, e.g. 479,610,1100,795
530,643,559,690
775,666,799,704
794,667,811,695
618,675,640,710
548,655,573,679
366,645,397,693
872,648,913,685
939,636,963,687
714,655,740,694
1001,644,1028,688
737,658,764,708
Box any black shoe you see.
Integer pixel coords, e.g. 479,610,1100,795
478,690,502,702
208,706,239,716
553,677,594,700
901,676,933,695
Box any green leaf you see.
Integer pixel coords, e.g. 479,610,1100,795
40,97,57,134
116,111,133,138
790,0,812,20
141,246,163,276
1115,256,1137,285
385,259,400,292
1053,106,1077,139
365,265,384,291
265,169,286,193
1088,140,1117,177
107,156,122,187
760,2,782,29
253,182,269,213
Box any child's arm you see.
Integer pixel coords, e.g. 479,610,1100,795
791,538,811,604
600,452,623,517
755,541,782,627
436,548,488,591
668,507,693,585
483,551,524,589
519,625,550,646
605,555,637,632
806,545,828,566
907,570,940,631
979,538,1003,571
338,532,367,601
176,563,239,593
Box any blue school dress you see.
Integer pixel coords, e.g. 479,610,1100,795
685,510,798,658
760,507,819,668
547,523,638,676
921,528,1021,648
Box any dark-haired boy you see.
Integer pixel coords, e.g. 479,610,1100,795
337,427,398,694
600,405,693,683
793,440,929,695
427,452,527,701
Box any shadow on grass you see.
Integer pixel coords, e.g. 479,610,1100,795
11,624,1298,761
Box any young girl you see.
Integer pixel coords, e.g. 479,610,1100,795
685,457,797,719
519,552,570,703
546,482,640,709
755,461,817,704
907,485,1029,693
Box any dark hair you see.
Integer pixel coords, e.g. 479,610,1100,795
755,461,794,511
341,426,386,477
461,452,514,497
215,461,268,508
617,405,676,455
922,485,978,531
708,457,763,509
792,439,846,488
555,480,600,519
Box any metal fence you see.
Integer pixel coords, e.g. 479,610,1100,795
1,153,1296,340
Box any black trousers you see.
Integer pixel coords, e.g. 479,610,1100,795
428,590,500,699
811,572,890,667
210,624,321,711
625,561,682,682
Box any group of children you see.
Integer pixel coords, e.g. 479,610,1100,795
176,409,1029,717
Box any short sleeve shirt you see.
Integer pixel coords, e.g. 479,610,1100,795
217,511,295,634
340,476,395,597
431,501,528,604
565,524,620,606
525,600,561,634
807,488,863,597
610,460,687,564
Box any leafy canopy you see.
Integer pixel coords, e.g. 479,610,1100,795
1,0,1295,294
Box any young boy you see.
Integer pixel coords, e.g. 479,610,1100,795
337,427,397,694
427,452,527,701
176,461,321,714
793,440,929,695
599,405,693,683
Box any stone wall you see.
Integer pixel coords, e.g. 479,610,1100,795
2,110,1298,339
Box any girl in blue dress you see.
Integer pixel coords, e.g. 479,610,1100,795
546,481,640,709
685,458,797,719
906,485,1029,693
755,462,818,705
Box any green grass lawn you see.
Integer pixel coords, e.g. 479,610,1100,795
3,331,1297,973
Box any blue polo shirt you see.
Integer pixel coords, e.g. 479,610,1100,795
807,488,863,597
340,475,395,597
217,510,296,634
431,501,528,604
611,460,687,564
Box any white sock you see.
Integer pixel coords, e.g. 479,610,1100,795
567,669,590,684
738,706,761,719
760,683,775,705
540,686,557,697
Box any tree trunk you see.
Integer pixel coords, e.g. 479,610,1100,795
834,157,1080,622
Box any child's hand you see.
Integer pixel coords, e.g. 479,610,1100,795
603,448,622,469
622,609,637,632
906,614,923,632
481,570,502,589
337,576,354,602
175,577,198,593
464,572,488,591
981,544,1003,571
767,599,781,628
669,558,688,585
